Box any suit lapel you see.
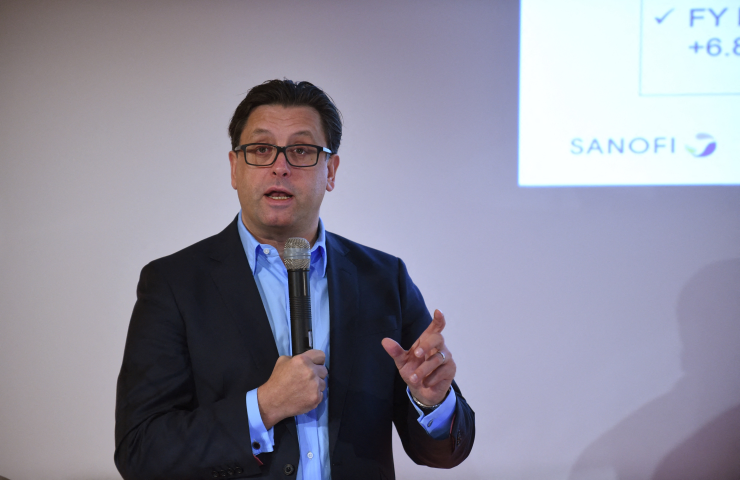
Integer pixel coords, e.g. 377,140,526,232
207,217,280,383
326,233,359,457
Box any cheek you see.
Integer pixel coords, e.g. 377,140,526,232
235,171,262,197
309,175,329,199
313,168,330,192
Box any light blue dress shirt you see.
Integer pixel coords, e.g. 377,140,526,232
237,214,456,480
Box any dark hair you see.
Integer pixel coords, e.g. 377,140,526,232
228,79,343,154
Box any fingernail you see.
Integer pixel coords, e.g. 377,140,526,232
410,374,418,383
415,348,424,357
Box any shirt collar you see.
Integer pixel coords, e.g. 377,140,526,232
237,212,328,278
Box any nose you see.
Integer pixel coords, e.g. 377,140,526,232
271,149,291,177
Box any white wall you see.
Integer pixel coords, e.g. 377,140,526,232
1,1,738,479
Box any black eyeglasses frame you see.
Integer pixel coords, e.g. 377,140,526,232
232,143,333,168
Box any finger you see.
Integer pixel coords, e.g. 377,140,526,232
421,361,455,389
408,339,422,360
426,309,446,334
315,365,328,379
381,337,407,369
318,378,326,392
304,349,326,365
416,333,445,359
412,350,452,384
413,310,446,358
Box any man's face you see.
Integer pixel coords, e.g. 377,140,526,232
229,105,340,243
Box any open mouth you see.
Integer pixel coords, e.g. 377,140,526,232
265,188,293,200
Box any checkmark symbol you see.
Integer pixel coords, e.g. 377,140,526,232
655,8,674,24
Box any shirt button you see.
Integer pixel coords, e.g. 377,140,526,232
427,420,434,427
263,248,270,255
307,451,314,459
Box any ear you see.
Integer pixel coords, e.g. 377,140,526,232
229,150,239,190
325,154,340,192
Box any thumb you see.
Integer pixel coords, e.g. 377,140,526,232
381,338,406,369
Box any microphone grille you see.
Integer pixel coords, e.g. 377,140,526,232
285,237,310,250
283,237,311,270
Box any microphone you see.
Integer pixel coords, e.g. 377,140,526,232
283,237,313,355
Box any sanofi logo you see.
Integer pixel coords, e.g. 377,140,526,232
686,133,717,157
570,136,675,155
570,134,716,157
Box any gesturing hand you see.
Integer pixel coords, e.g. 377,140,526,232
257,350,327,430
381,309,456,406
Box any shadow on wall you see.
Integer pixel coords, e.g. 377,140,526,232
569,259,740,480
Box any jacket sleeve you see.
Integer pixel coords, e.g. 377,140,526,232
391,258,476,468
114,262,262,480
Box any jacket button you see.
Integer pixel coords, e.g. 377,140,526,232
227,469,234,475
283,463,295,475
220,471,227,477
235,467,243,474
212,472,219,478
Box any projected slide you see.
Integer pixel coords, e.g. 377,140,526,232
519,1,740,186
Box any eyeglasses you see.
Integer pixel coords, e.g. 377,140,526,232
233,143,333,167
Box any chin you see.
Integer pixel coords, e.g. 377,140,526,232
262,216,299,231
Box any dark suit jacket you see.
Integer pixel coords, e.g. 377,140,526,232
115,217,474,480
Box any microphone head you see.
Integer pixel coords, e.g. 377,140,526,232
283,237,311,270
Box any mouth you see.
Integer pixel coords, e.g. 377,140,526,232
264,187,293,201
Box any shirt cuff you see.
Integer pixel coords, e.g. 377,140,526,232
246,388,275,454
406,386,457,440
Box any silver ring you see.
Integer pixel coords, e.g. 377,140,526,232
437,351,446,364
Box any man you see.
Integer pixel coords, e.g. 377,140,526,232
115,80,475,480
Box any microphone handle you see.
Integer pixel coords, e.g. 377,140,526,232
288,269,312,355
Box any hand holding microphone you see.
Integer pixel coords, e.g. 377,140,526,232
257,350,327,430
